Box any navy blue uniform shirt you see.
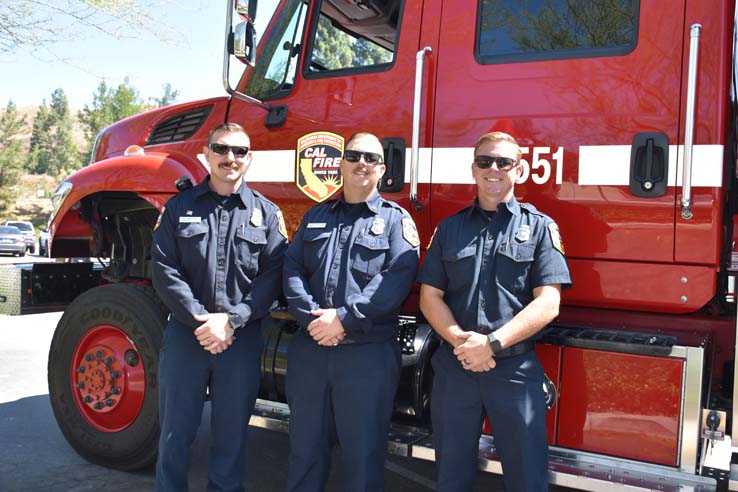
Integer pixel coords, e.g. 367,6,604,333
417,196,571,335
152,176,288,329
283,192,420,343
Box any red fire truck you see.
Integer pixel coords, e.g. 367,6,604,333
2,0,736,489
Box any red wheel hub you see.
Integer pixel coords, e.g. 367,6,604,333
71,325,146,432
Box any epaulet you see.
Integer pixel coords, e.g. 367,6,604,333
519,202,555,222
251,188,278,210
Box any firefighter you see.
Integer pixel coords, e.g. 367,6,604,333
283,132,420,492
151,123,288,492
418,131,571,492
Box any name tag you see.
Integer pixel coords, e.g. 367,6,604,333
179,216,202,223
307,222,326,229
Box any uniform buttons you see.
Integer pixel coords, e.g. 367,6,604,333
217,282,224,289
515,254,520,259
218,259,224,266
222,214,229,222
219,239,225,245
331,265,338,270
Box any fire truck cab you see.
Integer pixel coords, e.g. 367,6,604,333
16,0,738,490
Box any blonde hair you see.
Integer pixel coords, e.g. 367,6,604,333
473,132,521,162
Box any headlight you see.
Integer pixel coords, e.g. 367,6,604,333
48,181,73,227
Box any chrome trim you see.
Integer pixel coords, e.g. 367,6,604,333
680,345,705,473
410,46,432,209
681,24,702,220
222,0,269,109
733,284,738,451
88,127,107,165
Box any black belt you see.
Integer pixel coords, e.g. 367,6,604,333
442,339,535,359
493,340,535,359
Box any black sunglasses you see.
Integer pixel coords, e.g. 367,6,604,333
343,150,384,165
474,155,517,171
209,143,250,157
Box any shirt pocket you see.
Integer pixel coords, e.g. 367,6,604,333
302,229,332,273
495,242,535,296
235,227,267,277
175,222,209,259
350,235,390,286
441,244,477,291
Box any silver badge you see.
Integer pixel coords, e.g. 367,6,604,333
370,217,385,235
515,224,530,242
250,209,263,227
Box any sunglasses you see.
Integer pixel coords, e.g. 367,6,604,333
474,155,517,171
209,143,250,157
343,150,384,165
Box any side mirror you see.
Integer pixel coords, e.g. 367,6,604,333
235,0,257,22
233,21,256,66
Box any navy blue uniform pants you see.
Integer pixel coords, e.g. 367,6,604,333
431,343,548,492
285,333,401,492
156,318,263,492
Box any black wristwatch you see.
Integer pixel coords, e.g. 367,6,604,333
227,312,243,330
488,333,503,355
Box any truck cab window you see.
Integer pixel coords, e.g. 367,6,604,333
245,0,307,100
476,0,638,63
305,0,398,75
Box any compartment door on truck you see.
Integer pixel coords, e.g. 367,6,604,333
230,0,431,242
426,0,706,312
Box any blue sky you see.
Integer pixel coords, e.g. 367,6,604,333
0,0,278,110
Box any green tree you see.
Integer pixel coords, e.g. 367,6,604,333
78,77,145,163
27,89,78,176
0,100,27,212
48,88,78,175
154,83,181,107
27,99,52,173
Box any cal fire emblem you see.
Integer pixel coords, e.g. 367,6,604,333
296,132,344,203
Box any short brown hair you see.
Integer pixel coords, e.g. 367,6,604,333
208,123,248,144
473,132,521,162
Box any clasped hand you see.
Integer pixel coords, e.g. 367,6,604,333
307,308,346,346
194,313,235,354
453,331,496,372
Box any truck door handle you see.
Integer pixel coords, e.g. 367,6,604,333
410,46,432,211
680,24,702,220
629,132,669,198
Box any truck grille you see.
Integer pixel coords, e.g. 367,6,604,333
146,106,213,145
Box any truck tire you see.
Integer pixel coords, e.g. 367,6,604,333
48,283,169,470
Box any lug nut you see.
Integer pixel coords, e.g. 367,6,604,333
125,350,139,367
84,396,93,403
111,387,121,395
111,371,121,379
77,366,86,373
94,402,104,410
105,399,114,407
76,382,85,389
84,354,93,362
105,356,114,365
95,350,104,358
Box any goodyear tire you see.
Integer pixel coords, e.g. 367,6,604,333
48,283,168,470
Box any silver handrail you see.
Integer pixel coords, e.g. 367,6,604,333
410,46,432,210
681,24,702,220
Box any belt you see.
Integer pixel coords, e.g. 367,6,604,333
493,340,535,359
442,339,535,359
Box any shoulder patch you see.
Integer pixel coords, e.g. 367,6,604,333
154,206,165,232
402,217,420,247
277,210,288,238
548,222,565,255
